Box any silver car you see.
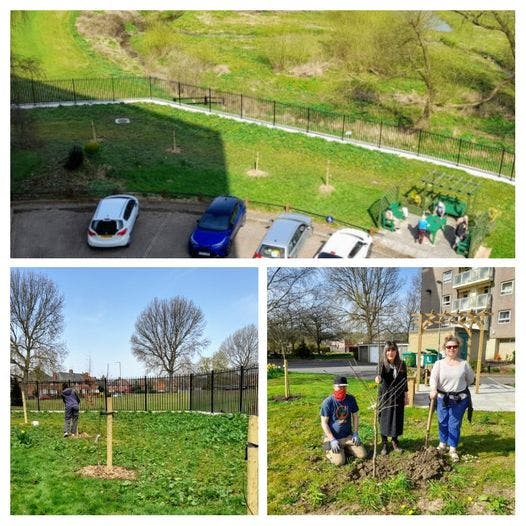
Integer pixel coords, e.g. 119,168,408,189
254,212,312,258
87,195,139,248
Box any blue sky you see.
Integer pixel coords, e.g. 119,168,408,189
14,267,258,378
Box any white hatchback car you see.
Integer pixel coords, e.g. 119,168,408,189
315,227,372,258
87,195,139,248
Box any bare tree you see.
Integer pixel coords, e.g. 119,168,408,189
10,270,67,382
267,267,318,314
390,272,422,341
218,324,258,369
130,296,208,381
326,268,401,344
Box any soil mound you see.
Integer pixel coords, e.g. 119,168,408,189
77,465,137,480
348,448,451,485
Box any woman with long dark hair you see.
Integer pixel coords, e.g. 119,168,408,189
374,342,408,455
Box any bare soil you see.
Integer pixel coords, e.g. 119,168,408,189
347,447,452,486
77,465,138,480
271,395,302,402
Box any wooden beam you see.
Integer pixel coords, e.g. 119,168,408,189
246,415,259,515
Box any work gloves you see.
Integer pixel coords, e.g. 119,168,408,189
351,432,361,445
330,439,341,453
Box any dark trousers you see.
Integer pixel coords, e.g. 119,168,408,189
64,406,79,435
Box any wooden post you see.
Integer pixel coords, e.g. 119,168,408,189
21,389,28,424
475,316,486,394
255,151,259,171
415,313,423,391
246,415,258,515
406,376,415,407
325,160,330,186
283,358,290,398
106,396,113,469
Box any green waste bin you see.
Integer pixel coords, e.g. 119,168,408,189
402,352,416,367
423,353,438,366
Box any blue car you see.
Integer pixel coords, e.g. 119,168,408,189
189,196,247,257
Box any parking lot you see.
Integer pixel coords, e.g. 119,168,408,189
10,199,360,258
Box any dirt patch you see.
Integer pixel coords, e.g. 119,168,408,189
68,432,95,440
318,183,334,194
246,168,268,177
347,448,452,486
213,64,231,75
289,61,328,78
77,465,138,480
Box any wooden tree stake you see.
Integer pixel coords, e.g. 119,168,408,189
21,389,28,424
106,396,113,469
283,358,290,398
246,415,258,515
325,160,331,186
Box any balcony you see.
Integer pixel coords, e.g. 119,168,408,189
452,268,494,288
451,293,492,312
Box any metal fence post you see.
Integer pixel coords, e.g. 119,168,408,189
189,374,194,411
498,148,505,177
72,79,77,105
417,129,423,156
456,138,463,166
273,101,276,126
210,370,215,413
178,81,181,104
144,376,148,411
306,108,310,133
111,77,115,102
240,94,244,119
239,367,244,413
36,381,40,411
105,378,108,412
341,115,346,140
378,121,383,148
149,76,153,99
30,77,36,105
208,87,212,112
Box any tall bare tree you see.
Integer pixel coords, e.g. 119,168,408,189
218,324,258,369
10,270,67,382
130,296,208,381
326,268,401,344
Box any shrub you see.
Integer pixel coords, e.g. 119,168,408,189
84,140,101,155
64,145,84,170
295,341,310,358
267,363,284,379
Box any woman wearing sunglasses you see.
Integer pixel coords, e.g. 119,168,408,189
374,342,408,455
429,335,475,462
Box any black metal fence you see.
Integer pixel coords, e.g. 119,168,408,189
10,75,515,179
13,366,258,415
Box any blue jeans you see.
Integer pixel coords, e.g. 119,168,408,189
436,396,469,447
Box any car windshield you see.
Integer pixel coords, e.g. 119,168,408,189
91,219,122,235
197,213,230,231
259,245,285,258
348,241,366,258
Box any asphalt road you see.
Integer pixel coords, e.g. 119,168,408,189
11,199,397,259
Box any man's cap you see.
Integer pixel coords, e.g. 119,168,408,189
333,376,348,386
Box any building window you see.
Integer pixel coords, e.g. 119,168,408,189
498,310,511,324
500,280,514,295
442,295,451,308
442,270,452,283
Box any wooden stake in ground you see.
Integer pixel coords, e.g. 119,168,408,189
325,160,331,186
425,397,436,448
283,358,290,399
255,151,260,171
106,396,113,469
21,389,28,425
246,415,258,515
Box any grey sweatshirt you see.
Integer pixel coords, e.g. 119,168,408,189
429,359,475,394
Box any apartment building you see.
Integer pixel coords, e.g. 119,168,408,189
409,267,514,362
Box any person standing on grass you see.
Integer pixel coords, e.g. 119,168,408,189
320,376,367,466
61,382,80,437
429,335,475,462
374,342,408,455
417,214,428,244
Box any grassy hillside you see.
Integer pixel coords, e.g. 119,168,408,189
11,103,515,257
11,11,515,149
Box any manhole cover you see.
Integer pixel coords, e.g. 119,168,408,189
115,118,130,124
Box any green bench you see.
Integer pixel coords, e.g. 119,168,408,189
432,196,467,218
381,210,396,231
388,202,406,220
455,233,471,256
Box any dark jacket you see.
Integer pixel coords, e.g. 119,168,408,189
61,387,80,409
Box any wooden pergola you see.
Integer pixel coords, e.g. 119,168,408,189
413,309,491,393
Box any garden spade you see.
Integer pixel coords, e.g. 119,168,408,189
424,397,436,448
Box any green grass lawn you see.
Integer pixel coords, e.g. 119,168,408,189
267,373,515,515
11,103,515,257
11,411,248,514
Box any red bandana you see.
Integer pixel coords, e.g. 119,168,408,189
333,388,347,402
